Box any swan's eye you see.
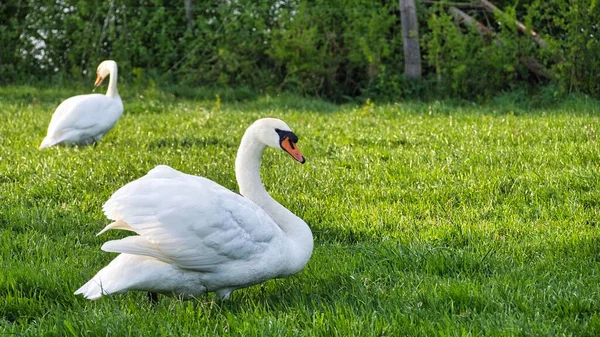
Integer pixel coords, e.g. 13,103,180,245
275,128,299,144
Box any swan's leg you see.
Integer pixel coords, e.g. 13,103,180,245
147,291,159,304
215,288,232,301
91,134,104,147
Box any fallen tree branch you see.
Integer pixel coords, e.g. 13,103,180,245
449,6,493,35
420,0,482,9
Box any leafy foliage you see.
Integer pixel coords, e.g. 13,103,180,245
422,6,524,99
1,0,599,99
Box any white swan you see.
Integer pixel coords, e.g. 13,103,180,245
40,60,123,149
75,118,313,301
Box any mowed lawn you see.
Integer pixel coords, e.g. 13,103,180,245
1,85,599,336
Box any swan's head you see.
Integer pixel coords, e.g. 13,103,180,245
94,60,117,86
252,118,305,164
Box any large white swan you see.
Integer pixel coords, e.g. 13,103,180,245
40,60,123,149
75,118,313,301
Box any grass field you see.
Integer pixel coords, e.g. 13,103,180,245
1,85,599,336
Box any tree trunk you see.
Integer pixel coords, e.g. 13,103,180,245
399,0,422,79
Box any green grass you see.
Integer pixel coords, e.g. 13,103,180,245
1,84,600,336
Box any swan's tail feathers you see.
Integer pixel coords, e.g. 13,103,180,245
74,278,108,300
39,136,57,149
74,254,133,300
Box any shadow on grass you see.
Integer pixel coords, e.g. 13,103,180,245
3,83,600,117
145,136,236,150
5,84,599,119
0,85,342,114
311,225,380,245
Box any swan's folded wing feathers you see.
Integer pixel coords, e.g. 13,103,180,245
148,191,278,269
97,220,134,236
100,168,282,272
101,235,172,264
50,94,116,133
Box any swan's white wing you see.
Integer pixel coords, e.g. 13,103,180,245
45,94,123,143
100,165,282,272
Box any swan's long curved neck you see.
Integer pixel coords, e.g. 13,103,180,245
235,127,313,271
106,64,119,98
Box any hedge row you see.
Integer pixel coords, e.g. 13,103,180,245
1,0,598,99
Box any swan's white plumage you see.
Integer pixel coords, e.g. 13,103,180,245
75,119,313,301
99,165,283,271
40,60,123,148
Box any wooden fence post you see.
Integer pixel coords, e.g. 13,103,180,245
400,0,422,79
185,0,194,30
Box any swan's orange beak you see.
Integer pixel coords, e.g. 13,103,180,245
281,137,305,163
94,73,104,87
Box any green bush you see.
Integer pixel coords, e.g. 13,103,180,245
421,5,529,99
267,0,402,98
418,0,600,99
544,0,600,97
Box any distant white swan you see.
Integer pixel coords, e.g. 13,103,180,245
40,60,123,148
75,118,313,301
